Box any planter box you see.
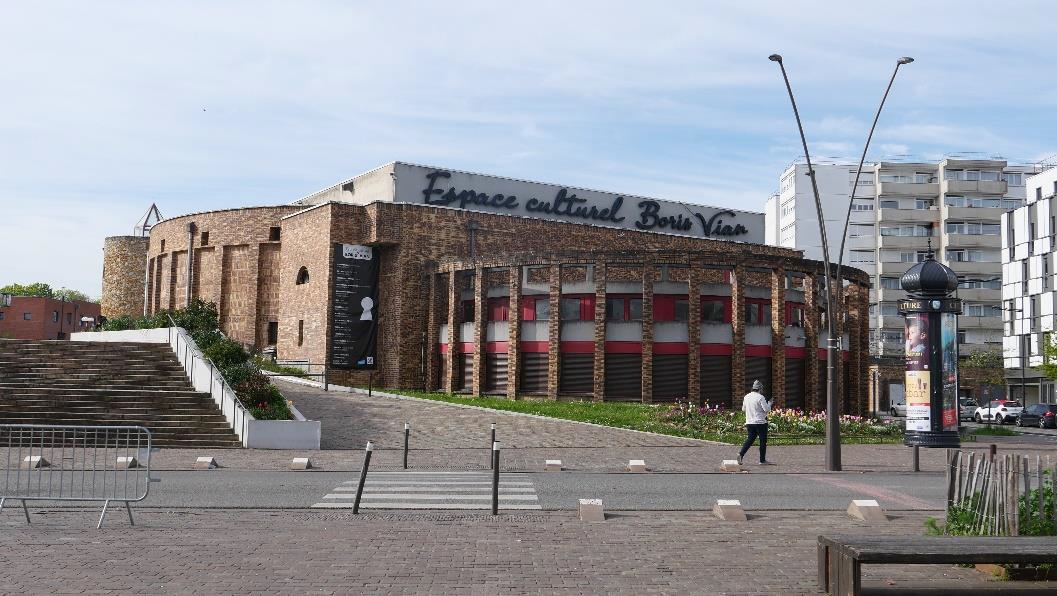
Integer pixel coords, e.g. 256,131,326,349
244,401,321,450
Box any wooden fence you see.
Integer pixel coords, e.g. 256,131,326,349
945,450,1056,536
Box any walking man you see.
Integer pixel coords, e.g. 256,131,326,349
738,380,775,465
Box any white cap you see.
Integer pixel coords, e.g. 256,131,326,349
365,441,374,451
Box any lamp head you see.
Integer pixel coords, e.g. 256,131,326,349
898,56,914,65
768,54,783,63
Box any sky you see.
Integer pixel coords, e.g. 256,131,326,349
1,1,1055,298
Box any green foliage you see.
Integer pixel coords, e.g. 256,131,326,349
962,349,1006,386
928,471,1055,539
1,282,54,297
1042,335,1057,382
254,357,309,378
969,425,1017,437
54,288,92,302
91,299,289,421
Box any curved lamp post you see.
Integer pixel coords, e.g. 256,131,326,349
768,55,913,471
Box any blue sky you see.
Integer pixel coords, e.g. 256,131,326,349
2,1,1055,296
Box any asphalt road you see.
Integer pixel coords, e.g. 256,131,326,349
73,469,949,511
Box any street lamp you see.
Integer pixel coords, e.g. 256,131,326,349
769,55,913,471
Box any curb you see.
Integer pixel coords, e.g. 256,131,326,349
272,376,727,446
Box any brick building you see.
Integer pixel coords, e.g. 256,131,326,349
0,296,100,340
102,162,870,412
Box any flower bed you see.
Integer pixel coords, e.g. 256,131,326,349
660,400,904,441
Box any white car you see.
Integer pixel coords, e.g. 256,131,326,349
889,399,907,417
973,400,1024,425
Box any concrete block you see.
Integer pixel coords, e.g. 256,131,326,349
627,459,647,473
720,459,743,472
116,456,139,468
545,459,562,472
21,455,49,469
578,499,605,522
290,457,314,470
847,499,887,522
713,499,747,521
194,456,218,470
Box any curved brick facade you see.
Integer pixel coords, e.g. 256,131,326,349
134,200,870,414
101,235,149,319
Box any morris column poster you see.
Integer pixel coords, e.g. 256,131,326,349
330,243,380,370
904,313,931,432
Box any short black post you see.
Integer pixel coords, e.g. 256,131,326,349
403,423,410,470
323,366,329,392
352,441,374,514
489,423,496,469
912,445,920,472
989,443,997,462
369,371,374,398
491,441,500,516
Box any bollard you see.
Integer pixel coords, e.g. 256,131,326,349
492,441,500,515
352,441,374,514
989,443,997,461
323,367,329,392
368,371,374,398
489,423,496,470
912,445,920,472
403,423,410,470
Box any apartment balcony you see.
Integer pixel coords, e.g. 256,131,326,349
943,179,1007,195
879,315,905,328
846,235,876,250
876,261,912,276
878,181,940,196
876,287,908,301
849,210,875,224
945,260,998,275
943,234,1001,248
955,288,1001,302
943,206,1006,222
959,316,1003,330
878,235,932,249
877,208,940,224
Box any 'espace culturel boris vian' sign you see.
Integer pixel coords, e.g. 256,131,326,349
389,163,763,243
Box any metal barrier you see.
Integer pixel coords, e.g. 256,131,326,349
1,424,154,528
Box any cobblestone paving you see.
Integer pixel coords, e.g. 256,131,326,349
0,508,1050,595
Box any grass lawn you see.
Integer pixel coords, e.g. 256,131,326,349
370,389,905,445
968,425,1018,437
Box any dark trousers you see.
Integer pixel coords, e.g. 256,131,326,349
739,423,768,462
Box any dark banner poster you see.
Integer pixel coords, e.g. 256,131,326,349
330,243,380,370
940,312,959,431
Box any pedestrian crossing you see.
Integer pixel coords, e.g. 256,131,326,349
311,471,542,510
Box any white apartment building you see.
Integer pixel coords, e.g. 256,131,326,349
766,158,1032,360
1001,165,1057,405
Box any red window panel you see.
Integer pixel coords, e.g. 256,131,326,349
487,297,509,322
654,295,689,322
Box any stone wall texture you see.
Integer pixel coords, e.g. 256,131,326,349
101,236,149,319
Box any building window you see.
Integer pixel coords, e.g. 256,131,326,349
561,298,583,321
957,330,967,344
654,296,688,322
880,302,900,316
525,296,549,321
880,225,933,237
880,277,901,289
605,296,643,322
849,250,873,263
296,266,310,285
160,239,165,251
958,278,1001,290
487,297,509,322
0,312,4,320
24,313,32,320
297,320,304,347
787,304,805,327
745,301,771,325
851,201,874,211
1002,172,1023,185
269,227,281,241
879,200,900,209
267,322,278,345
945,222,1000,235
701,299,726,323
200,231,209,246
52,311,59,322
673,299,689,322
914,198,934,209
66,312,72,325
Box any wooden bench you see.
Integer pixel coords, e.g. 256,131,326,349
818,534,1057,595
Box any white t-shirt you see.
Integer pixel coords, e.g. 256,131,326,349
742,391,771,425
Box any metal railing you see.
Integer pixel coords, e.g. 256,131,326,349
264,360,329,390
1,424,153,528
166,316,251,444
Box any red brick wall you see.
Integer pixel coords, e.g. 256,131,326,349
0,296,101,340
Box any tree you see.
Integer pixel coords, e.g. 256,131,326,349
54,288,92,302
0,282,54,298
961,348,1005,387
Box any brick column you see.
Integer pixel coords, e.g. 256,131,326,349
848,284,867,416
641,262,654,403
546,264,560,400
770,267,786,407
687,264,702,405
592,261,607,401
731,264,746,408
424,272,440,392
506,266,522,400
445,270,459,394
835,279,846,415
471,266,485,397
804,273,820,411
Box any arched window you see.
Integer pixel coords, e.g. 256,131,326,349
296,266,310,285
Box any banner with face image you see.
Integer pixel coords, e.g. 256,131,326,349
905,313,931,432
330,243,380,370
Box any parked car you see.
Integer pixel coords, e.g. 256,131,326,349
959,398,978,421
973,400,1024,424
889,397,907,417
1017,403,1057,428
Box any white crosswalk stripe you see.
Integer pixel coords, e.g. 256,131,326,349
310,471,542,510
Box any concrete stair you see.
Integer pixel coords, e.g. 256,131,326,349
0,339,242,448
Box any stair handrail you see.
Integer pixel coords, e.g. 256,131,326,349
165,315,252,445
